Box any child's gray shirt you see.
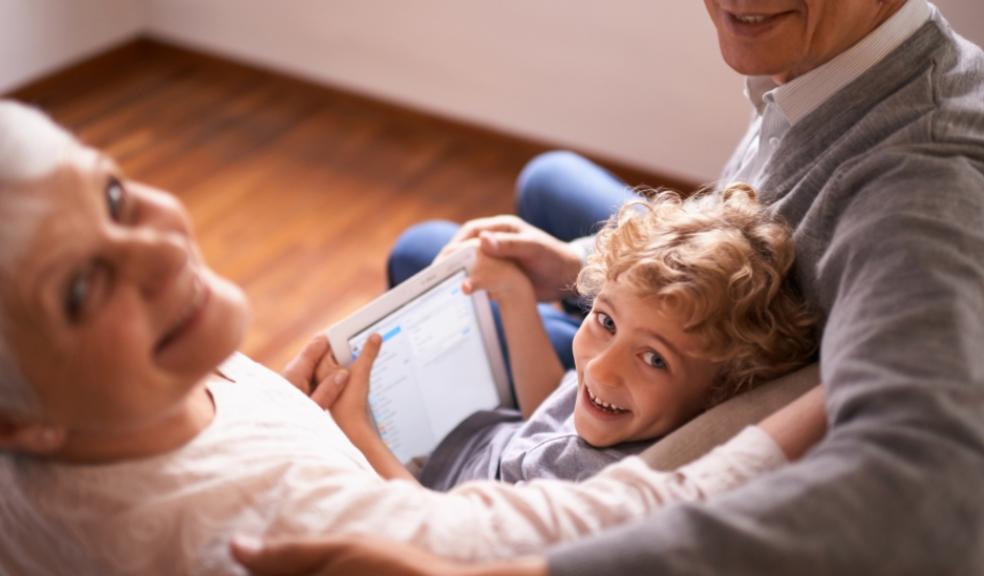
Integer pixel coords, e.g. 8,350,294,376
419,371,649,490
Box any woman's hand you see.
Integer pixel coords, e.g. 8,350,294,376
438,215,583,302
231,534,550,576
281,335,350,409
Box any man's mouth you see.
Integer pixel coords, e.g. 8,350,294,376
732,13,772,24
583,383,630,415
155,273,209,354
724,10,793,34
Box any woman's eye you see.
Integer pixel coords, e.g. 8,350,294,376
595,311,616,333
105,177,127,221
642,351,668,370
64,270,93,323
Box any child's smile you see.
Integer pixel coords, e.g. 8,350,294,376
583,383,630,415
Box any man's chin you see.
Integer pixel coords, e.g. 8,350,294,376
720,46,799,80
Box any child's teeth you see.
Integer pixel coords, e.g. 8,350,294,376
587,386,627,413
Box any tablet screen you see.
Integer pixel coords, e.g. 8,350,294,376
348,269,501,463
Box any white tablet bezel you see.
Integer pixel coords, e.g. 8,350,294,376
326,246,513,409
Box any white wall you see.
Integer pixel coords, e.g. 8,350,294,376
142,0,984,183
144,0,743,183
3,1,982,182
0,0,145,94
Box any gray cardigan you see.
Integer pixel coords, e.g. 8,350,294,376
550,12,984,576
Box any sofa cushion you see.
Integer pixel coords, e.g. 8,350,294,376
642,363,820,471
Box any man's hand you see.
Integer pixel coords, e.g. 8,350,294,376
281,335,350,409
230,534,550,576
439,215,583,302
461,238,536,306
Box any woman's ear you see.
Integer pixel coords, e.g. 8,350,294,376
0,416,66,454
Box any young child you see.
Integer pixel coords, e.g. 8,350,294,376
324,185,818,487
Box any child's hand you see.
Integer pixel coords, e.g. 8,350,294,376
281,334,350,408
463,234,536,305
327,334,383,434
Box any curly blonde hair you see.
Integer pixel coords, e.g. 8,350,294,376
577,183,817,406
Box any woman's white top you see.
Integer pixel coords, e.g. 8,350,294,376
0,353,787,575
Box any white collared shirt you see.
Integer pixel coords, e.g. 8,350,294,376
729,0,932,187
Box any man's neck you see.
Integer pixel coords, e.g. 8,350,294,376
774,0,909,84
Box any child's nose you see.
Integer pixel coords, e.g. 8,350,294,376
585,343,624,388
112,228,189,297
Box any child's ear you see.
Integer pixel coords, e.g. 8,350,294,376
0,415,66,454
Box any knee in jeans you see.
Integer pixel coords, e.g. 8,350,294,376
387,220,457,286
515,150,584,220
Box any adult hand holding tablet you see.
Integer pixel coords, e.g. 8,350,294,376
327,246,511,464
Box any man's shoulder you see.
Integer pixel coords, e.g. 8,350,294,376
926,22,984,144
856,16,983,144
764,17,982,205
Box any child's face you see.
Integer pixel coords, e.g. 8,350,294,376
4,144,249,433
571,278,720,447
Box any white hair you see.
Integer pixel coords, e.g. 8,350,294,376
0,101,74,185
0,99,75,419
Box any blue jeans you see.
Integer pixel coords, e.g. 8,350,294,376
386,151,636,370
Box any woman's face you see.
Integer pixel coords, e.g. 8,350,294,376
3,144,248,432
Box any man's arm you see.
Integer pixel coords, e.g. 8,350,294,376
547,155,984,575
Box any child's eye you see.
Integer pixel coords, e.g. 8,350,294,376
595,311,616,333
642,351,667,370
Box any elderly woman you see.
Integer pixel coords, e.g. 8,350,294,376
0,100,824,575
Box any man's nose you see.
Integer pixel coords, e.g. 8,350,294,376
111,228,189,297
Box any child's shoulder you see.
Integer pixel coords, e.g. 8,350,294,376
498,429,637,483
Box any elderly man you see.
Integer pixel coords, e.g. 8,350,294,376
235,0,984,574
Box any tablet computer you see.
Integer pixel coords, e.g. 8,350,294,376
327,247,512,463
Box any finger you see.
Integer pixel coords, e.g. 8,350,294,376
231,536,334,576
449,215,524,245
448,217,497,244
314,344,343,385
478,231,502,255
351,334,383,381
282,335,330,393
436,236,482,263
481,231,536,259
310,369,349,409
436,240,466,262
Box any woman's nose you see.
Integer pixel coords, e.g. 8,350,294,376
112,228,189,297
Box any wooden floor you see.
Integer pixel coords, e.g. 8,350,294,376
11,38,690,371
